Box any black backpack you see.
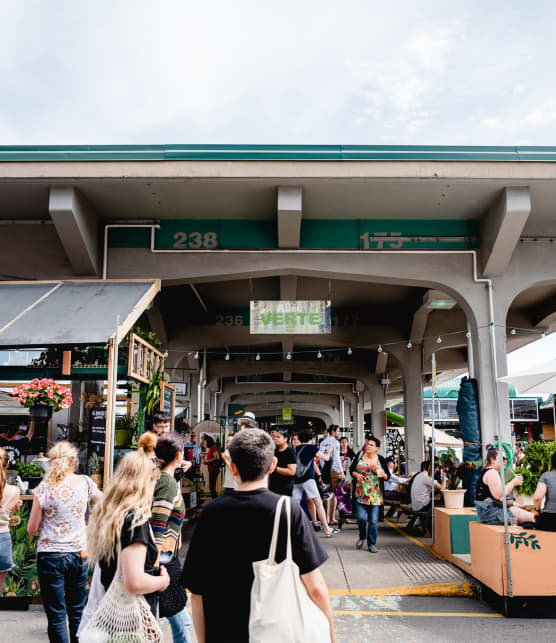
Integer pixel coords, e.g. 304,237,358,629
294,445,313,483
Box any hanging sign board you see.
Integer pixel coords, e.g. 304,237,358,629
160,382,176,429
282,408,292,422
89,407,107,459
250,301,331,334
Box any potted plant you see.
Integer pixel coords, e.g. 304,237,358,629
88,452,103,489
80,391,105,416
12,378,73,420
115,413,139,447
514,441,556,506
16,461,45,490
437,448,467,509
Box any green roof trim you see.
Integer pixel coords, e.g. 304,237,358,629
2,144,556,162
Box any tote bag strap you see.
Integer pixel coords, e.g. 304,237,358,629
267,495,292,564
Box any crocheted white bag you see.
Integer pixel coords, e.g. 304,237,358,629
80,550,162,643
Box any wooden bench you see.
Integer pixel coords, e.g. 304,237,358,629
469,521,556,597
396,504,430,535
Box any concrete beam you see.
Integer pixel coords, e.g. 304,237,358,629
277,186,302,249
375,351,388,375
49,186,100,276
480,187,531,278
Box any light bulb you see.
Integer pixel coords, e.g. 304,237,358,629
377,344,383,353
407,340,412,349
194,351,199,360
511,328,517,335
466,331,471,339
317,350,322,359
347,347,352,355
256,353,261,361
225,353,230,361
286,352,292,360
436,336,442,344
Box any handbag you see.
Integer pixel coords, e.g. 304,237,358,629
249,496,331,643
158,554,187,618
77,563,105,637
80,548,162,643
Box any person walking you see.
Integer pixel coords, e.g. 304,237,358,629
0,447,20,594
293,428,339,538
319,426,344,525
86,451,170,620
181,429,336,643
27,441,103,643
269,428,296,496
202,435,220,499
151,432,192,643
350,436,389,553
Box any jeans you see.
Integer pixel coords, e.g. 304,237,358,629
37,552,88,643
356,501,380,547
167,607,193,643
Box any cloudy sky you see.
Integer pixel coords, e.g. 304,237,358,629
1,0,556,145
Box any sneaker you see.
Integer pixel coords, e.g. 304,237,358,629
368,545,378,553
324,527,341,538
356,539,364,549
312,521,322,532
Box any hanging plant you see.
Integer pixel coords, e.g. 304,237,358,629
12,378,73,412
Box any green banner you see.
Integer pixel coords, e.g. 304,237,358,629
282,408,292,422
250,301,331,334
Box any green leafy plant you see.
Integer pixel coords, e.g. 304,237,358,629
3,503,40,598
89,452,101,475
515,441,556,496
116,413,139,445
16,461,44,478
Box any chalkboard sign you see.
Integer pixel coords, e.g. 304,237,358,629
160,382,176,429
89,407,107,458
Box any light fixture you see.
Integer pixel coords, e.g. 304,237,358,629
466,331,471,339
511,328,517,335
407,340,412,349
377,344,383,353
194,351,199,360
286,351,292,360
422,289,457,310
256,353,261,361
347,347,352,355
436,336,442,344
317,350,322,359
225,353,230,361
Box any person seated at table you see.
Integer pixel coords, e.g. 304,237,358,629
475,447,536,525
532,451,556,531
384,458,410,503
407,461,445,534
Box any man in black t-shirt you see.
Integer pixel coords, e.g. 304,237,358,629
269,428,297,496
181,429,335,643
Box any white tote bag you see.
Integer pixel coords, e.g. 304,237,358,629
80,551,162,643
249,495,331,643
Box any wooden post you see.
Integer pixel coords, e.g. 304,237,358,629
62,350,72,376
104,337,116,489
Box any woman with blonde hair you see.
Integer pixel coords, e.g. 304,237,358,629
86,450,169,620
0,447,20,593
28,441,102,642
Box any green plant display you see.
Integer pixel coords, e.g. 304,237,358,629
515,441,556,496
2,502,40,597
16,461,45,478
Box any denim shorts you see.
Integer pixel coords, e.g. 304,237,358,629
0,532,13,572
475,498,516,525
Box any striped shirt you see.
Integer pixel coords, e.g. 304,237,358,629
150,472,186,554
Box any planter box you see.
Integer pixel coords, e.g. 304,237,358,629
433,507,479,558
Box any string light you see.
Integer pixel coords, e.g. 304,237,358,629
194,351,199,359
377,344,383,353
466,331,471,339
225,352,230,361
511,328,517,335
256,353,261,361
436,336,442,344
347,347,352,355
317,350,322,359
286,351,292,360
407,340,412,349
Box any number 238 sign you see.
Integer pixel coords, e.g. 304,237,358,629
172,231,218,249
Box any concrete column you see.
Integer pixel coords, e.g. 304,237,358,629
401,347,425,474
355,394,365,450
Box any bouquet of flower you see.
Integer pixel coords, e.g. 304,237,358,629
12,378,73,411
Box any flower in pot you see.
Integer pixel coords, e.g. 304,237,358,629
12,378,73,420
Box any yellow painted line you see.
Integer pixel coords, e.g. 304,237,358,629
333,610,503,618
329,582,475,597
384,518,444,560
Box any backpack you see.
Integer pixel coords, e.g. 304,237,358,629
294,445,313,483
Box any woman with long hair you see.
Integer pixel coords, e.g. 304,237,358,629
151,432,192,643
202,435,220,499
86,451,169,619
0,447,20,593
27,441,103,642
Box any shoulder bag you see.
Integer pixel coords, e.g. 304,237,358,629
249,496,331,643
294,445,313,483
80,547,162,643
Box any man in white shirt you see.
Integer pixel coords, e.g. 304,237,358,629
384,458,409,502
319,426,345,525
409,460,445,533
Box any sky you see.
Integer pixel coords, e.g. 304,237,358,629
1,0,556,145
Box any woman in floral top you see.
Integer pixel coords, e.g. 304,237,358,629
28,441,102,643
350,436,390,553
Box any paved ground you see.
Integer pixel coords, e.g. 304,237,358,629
3,517,556,642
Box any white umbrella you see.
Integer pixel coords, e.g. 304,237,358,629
498,361,556,395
